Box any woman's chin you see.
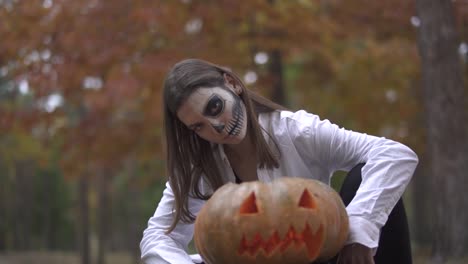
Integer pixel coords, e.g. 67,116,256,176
222,133,246,145
223,137,242,145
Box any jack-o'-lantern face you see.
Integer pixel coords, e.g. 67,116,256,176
237,189,324,259
194,178,349,264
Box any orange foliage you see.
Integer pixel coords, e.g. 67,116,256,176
1,0,466,182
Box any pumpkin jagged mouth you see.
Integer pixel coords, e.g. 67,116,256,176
238,223,324,259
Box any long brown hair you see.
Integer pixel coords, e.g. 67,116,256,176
163,59,287,232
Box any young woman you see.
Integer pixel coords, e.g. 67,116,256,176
140,58,418,264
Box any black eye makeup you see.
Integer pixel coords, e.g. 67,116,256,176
203,94,225,117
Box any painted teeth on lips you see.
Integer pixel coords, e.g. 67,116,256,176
228,122,240,136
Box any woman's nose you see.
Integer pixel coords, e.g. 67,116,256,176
212,124,225,133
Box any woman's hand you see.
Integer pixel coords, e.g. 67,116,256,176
336,243,375,264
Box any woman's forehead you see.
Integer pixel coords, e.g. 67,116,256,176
187,86,232,104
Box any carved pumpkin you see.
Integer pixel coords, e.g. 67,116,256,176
194,177,349,264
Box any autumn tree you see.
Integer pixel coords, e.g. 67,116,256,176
3,0,468,263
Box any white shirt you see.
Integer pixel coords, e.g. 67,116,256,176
140,110,418,264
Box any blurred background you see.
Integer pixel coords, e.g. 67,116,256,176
1,0,467,263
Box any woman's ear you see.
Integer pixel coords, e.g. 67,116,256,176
223,73,242,95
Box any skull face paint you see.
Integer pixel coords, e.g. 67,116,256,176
225,92,245,137
176,86,248,145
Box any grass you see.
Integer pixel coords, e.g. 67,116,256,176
0,251,138,264
1,249,467,264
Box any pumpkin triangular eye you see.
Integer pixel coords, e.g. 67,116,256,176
239,192,259,214
298,189,316,209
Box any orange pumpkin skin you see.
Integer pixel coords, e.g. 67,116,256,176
194,177,349,264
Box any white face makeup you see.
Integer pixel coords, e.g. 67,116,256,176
177,86,248,145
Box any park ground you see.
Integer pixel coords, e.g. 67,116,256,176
0,249,467,264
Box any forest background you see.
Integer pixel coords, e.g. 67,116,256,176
1,0,467,264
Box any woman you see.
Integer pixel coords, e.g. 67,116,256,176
140,58,418,264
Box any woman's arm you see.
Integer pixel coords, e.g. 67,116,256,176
140,182,205,264
325,124,418,251
283,110,418,250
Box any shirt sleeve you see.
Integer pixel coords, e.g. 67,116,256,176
283,110,418,250
140,182,205,264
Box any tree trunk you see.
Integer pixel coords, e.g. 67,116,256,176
97,168,111,264
79,175,90,264
266,0,287,107
0,199,5,251
124,157,141,263
268,49,287,106
13,159,34,250
42,169,53,249
411,156,431,246
415,0,468,261
0,160,7,251
127,188,141,263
